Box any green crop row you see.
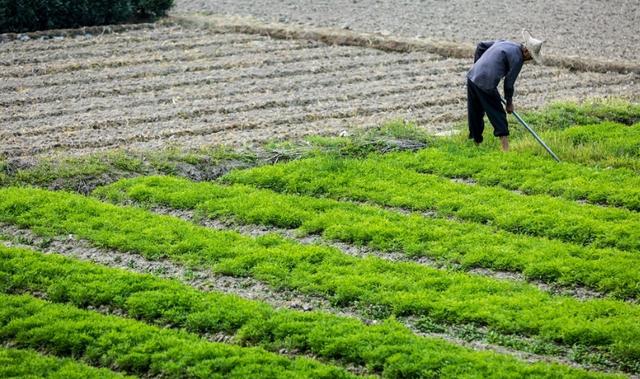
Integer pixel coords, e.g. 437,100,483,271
0,293,353,379
0,347,134,379
95,176,640,299
223,152,640,252
0,146,257,194
448,99,640,167
2,187,640,366
381,139,640,211
561,122,640,151
512,122,640,171
507,99,640,133
2,246,615,377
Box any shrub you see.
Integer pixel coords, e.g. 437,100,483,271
0,0,173,33
131,0,173,18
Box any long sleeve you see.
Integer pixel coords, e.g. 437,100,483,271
474,41,495,63
468,40,524,97
503,53,524,103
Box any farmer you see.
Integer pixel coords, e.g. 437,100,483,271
466,30,544,151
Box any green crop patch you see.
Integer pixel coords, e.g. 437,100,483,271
512,122,640,171
95,175,640,299
1,100,640,377
223,154,640,252
378,140,640,211
2,186,640,369
0,293,354,379
0,347,134,379
507,99,640,132
1,246,618,378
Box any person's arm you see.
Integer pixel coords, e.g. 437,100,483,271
474,41,495,62
503,52,524,107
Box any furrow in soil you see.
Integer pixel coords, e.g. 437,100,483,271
0,33,263,66
0,54,461,120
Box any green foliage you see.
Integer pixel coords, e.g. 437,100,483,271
390,139,640,210
1,187,640,367
514,99,640,132
0,293,352,379
1,246,615,378
0,0,174,33
512,122,640,171
95,176,640,298
224,152,640,252
0,347,133,378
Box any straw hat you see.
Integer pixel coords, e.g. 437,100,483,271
522,29,544,64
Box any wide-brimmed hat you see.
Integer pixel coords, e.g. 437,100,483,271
522,29,544,64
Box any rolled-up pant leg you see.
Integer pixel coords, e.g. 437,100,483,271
467,79,485,143
467,79,509,141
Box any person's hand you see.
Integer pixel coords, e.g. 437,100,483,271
506,102,514,114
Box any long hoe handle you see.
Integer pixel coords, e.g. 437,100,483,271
501,99,561,162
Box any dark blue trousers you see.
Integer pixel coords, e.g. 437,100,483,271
467,79,509,143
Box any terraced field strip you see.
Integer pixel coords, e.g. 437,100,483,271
1,246,613,378
6,70,636,157
3,214,598,368
1,187,640,375
227,148,640,248
0,21,169,47
0,235,621,377
0,347,134,378
5,70,629,135
0,33,263,66
88,112,456,155
3,25,639,158
139,205,607,302
0,48,398,105
1,39,327,79
173,14,640,74
95,175,640,299
383,138,640,211
0,292,356,378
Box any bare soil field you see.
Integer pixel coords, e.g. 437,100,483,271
175,0,640,61
2,21,638,158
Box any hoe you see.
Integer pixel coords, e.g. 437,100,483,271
501,98,561,162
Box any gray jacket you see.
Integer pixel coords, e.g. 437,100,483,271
467,40,524,103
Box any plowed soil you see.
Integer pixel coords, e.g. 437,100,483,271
1,21,639,158
175,0,640,61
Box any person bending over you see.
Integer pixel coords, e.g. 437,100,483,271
466,30,544,151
